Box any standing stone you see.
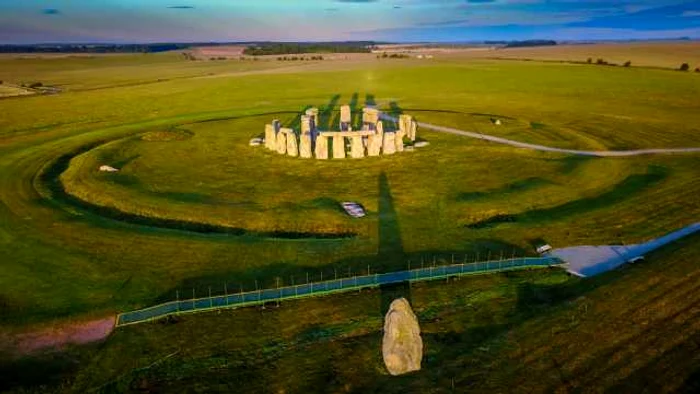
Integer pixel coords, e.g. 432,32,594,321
301,115,311,135
399,114,410,135
305,108,319,129
332,135,346,159
350,136,365,159
395,128,405,152
340,105,352,131
367,134,382,156
276,131,287,155
368,121,384,156
299,133,312,159
315,135,328,160
264,124,276,150
363,107,380,130
409,120,417,142
382,298,423,376
272,119,281,133
285,130,298,157
383,132,396,155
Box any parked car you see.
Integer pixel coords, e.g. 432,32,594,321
341,202,366,218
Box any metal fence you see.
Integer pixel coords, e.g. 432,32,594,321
116,256,562,327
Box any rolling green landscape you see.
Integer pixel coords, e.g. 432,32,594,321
1,49,699,392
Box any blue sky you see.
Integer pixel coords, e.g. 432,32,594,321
1,0,699,44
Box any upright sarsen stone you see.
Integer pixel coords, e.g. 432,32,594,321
276,130,287,154
350,136,365,158
299,133,312,158
383,132,396,155
367,121,384,156
332,135,346,159
409,120,417,142
264,124,276,150
284,129,298,157
315,135,328,160
340,105,352,131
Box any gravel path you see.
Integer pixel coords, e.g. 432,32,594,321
380,114,700,157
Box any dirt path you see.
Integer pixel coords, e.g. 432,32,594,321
380,114,700,157
1,316,115,357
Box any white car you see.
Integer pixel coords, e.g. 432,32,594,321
341,202,366,218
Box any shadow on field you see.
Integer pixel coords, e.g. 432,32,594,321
365,94,376,107
349,92,360,129
320,94,340,130
466,165,668,229
377,172,412,314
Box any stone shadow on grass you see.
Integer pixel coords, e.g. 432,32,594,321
377,172,412,314
320,94,341,130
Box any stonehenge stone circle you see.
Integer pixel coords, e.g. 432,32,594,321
382,298,423,376
260,104,420,160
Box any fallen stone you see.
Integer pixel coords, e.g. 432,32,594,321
249,138,263,146
383,298,423,376
414,141,430,148
99,165,119,172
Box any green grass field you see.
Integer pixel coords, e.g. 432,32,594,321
1,50,699,392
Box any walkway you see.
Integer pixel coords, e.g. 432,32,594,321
380,114,700,157
552,222,700,277
116,256,562,327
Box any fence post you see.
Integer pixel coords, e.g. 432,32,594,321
192,288,195,311
209,287,212,309
224,283,228,306
176,290,180,313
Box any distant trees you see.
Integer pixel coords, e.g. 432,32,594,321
378,52,408,59
243,42,372,56
695,67,700,73
596,58,607,65
624,60,631,67
587,58,592,64
679,63,690,71
181,52,196,61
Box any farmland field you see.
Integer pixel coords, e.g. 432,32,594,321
1,47,699,392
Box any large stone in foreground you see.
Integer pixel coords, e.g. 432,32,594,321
382,298,423,376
